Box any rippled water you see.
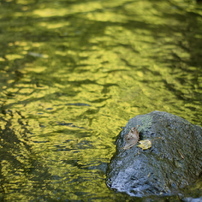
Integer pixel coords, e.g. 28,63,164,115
0,0,202,201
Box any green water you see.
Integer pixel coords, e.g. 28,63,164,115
0,0,202,201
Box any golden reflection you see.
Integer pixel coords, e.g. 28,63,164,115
33,8,68,17
86,12,127,23
0,0,202,201
33,2,102,18
23,65,47,73
5,54,24,60
38,22,70,29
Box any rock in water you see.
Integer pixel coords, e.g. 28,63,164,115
106,111,202,197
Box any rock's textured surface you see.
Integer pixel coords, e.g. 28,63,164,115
106,111,202,197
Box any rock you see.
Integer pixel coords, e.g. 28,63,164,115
183,197,202,202
106,111,202,197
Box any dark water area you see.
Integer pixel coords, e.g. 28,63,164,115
0,0,202,201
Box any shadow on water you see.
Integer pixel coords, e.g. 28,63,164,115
0,111,52,201
121,0,202,123
158,1,202,124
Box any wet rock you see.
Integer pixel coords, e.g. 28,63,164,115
106,111,202,197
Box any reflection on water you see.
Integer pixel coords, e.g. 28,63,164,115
0,0,202,201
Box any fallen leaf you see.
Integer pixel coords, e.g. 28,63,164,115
137,139,152,150
123,126,139,150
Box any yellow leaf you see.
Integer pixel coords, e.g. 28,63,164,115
137,139,152,150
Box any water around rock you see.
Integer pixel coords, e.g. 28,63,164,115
106,111,202,197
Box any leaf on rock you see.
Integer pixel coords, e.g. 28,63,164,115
137,139,152,150
123,126,140,150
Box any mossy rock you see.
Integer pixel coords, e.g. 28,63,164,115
106,111,202,198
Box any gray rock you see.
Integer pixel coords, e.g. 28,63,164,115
106,111,202,197
183,197,202,202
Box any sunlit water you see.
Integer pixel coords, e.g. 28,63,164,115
0,0,202,201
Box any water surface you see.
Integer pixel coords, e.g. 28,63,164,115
0,0,202,201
